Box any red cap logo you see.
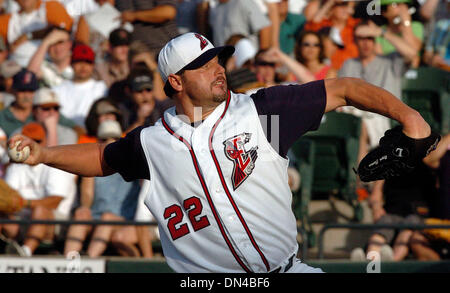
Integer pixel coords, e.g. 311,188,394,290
194,34,208,50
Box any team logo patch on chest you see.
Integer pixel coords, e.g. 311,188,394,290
223,133,258,190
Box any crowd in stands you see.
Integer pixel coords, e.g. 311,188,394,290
0,0,447,261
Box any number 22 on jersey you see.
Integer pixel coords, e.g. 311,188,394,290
163,196,211,240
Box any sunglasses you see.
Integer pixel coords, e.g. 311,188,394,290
301,42,321,47
40,106,60,111
255,61,276,67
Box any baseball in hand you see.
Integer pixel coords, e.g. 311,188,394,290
8,141,30,163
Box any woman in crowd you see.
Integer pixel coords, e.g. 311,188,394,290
293,31,337,80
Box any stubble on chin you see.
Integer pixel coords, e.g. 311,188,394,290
213,91,227,103
211,83,228,103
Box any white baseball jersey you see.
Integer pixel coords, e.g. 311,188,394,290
105,82,326,273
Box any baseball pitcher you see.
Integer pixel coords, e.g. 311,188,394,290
7,33,439,273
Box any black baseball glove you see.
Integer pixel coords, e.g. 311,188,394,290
356,126,441,182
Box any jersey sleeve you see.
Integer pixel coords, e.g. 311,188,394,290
104,126,150,181
251,80,326,157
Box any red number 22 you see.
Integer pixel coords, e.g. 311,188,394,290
164,196,210,240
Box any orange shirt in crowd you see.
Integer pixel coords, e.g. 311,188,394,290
77,133,126,144
77,135,98,144
0,0,73,44
305,17,360,70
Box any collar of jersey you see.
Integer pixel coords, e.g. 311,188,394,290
163,93,230,139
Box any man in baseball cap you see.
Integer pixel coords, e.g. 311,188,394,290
12,69,39,92
7,30,436,274
109,28,131,47
158,33,234,97
123,66,172,132
71,43,96,65
53,43,107,127
130,72,153,93
94,28,131,87
0,69,39,137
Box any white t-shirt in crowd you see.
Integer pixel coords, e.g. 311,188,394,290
288,0,308,14
53,0,99,18
5,163,76,216
41,61,74,88
252,0,280,14
52,78,107,127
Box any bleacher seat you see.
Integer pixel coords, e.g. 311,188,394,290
402,67,450,135
291,112,363,248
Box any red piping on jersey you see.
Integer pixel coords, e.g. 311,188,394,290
161,116,251,273
208,90,271,272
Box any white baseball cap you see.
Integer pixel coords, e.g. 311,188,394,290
158,33,235,84
97,120,122,140
33,88,60,107
234,38,257,68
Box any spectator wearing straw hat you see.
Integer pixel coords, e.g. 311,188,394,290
10,87,79,146
32,88,78,146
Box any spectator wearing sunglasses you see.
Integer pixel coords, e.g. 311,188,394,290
78,97,124,144
293,31,337,80
254,46,316,87
0,69,75,138
122,66,173,133
31,88,78,147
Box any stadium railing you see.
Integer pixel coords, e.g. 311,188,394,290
317,223,450,260
0,219,309,261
